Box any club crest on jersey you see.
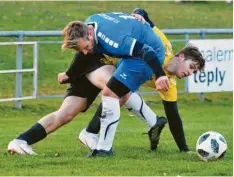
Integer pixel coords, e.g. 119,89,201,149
97,32,119,48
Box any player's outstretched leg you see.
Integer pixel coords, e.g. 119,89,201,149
124,92,167,151
8,96,86,155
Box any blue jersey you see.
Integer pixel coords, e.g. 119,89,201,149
85,12,165,65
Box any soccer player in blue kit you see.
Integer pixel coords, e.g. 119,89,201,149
62,12,170,157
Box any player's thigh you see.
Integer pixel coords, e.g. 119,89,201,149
59,96,87,117
65,76,101,113
113,58,153,92
86,65,115,89
70,51,108,77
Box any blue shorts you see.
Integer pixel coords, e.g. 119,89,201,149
113,57,153,92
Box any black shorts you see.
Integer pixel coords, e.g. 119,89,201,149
64,51,107,112
65,76,101,112
66,50,108,79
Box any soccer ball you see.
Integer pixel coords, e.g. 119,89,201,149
196,131,227,161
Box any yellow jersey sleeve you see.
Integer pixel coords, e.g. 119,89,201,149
142,56,177,102
142,26,177,102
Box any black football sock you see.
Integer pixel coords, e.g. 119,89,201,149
163,100,189,151
17,123,47,145
86,103,102,134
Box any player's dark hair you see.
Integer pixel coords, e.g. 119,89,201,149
175,44,205,71
132,8,155,28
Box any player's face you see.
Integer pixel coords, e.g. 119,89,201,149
77,37,95,55
176,58,199,79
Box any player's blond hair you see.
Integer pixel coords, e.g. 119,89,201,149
175,44,205,71
62,21,89,51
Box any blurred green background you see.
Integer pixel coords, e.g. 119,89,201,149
0,1,232,97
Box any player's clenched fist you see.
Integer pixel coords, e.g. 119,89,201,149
57,72,69,84
131,13,146,23
155,76,169,91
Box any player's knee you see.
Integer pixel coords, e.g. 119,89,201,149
86,65,115,89
102,86,115,97
98,77,110,89
99,67,115,89
119,93,130,106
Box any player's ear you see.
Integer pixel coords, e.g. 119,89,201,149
87,31,90,37
178,54,185,61
87,27,93,37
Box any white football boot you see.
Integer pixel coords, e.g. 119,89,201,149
8,139,37,155
78,128,99,150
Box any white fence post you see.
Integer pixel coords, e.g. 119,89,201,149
33,43,39,98
16,34,23,108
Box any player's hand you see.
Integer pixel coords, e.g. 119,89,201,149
131,13,146,23
58,72,69,84
155,76,169,91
